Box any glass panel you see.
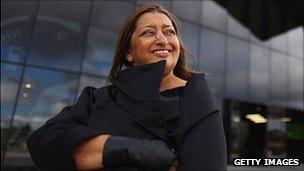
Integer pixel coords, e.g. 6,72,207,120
91,1,133,33
179,21,200,67
226,37,250,100
83,29,116,76
5,67,77,160
249,44,269,103
288,57,303,110
1,63,22,156
27,1,91,71
136,0,171,9
267,32,287,52
77,75,106,97
227,100,304,164
201,1,227,32
270,52,287,107
1,1,38,62
228,100,268,161
287,26,303,58
172,1,201,22
227,14,249,39
200,28,225,97
1,63,22,127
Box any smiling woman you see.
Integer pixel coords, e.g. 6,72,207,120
26,3,227,171
126,12,186,91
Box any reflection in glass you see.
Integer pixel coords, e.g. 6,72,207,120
1,63,22,156
5,67,77,157
1,64,22,128
78,75,106,97
249,44,269,103
228,100,304,164
91,1,133,33
1,1,38,62
266,110,287,158
226,37,250,100
172,1,201,22
83,29,116,76
26,1,91,71
200,28,225,97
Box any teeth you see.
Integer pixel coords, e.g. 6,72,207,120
154,50,169,53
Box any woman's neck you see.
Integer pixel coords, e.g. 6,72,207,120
159,72,187,92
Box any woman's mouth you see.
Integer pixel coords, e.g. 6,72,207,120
152,49,171,58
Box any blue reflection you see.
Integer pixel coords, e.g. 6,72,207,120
27,18,83,71
14,67,77,130
1,19,32,62
1,63,22,128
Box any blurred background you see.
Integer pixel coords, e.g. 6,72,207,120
1,0,303,170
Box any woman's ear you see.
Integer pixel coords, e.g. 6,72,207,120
126,53,134,63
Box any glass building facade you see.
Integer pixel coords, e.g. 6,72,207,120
1,0,303,170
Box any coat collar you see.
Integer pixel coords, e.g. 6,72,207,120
114,60,166,102
112,60,218,140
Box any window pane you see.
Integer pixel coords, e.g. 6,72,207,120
249,44,269,103
180,21,200,67
267,33,287,52
270,52,287,107
137,1,171,9
27,1,91,71
5,67,78,161
77,75,106,98
200,28,225,97
91,1,133,33
227,14,249,39
288,57,303,110
1,1,38,63
287,27,303,58
83,29,116,76
172,1,201,22
15,67,77,129
226,37,250,100
1,63,22,156
1,63,22,127
201,1,227,32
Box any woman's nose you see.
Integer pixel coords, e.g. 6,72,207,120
155,32,169,46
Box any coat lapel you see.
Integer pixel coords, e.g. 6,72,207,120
112,60,219,140
113,61,167,139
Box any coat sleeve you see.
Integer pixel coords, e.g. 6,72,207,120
26,87,105,171
179,111,227,171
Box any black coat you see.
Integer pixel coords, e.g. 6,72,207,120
27,61,227,171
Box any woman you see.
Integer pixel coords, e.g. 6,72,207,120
27,3,227,171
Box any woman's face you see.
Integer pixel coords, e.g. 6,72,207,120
126,12,180,74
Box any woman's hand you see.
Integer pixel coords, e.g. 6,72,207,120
102,136,176,170
73,134,110,171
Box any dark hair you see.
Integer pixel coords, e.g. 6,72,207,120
107,3,193,84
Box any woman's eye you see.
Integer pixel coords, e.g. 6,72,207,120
141,30,154,36
164,30,176,36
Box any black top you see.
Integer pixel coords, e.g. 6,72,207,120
160,87,184,150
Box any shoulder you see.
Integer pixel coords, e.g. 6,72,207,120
183,72,219,126
78,85,113,110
